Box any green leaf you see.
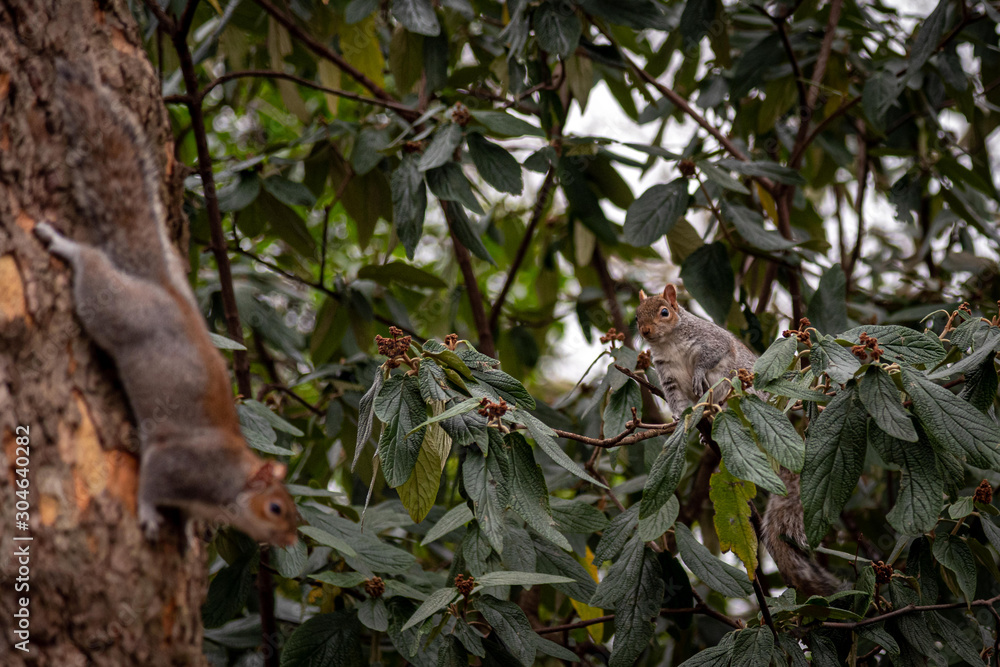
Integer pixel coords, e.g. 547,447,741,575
391,0,440,36
753,336,797,387
640,426,689,519
420,123,462,172
279,610,364,667
675,523,754,597
929,327,1000,380
401,587,459,631
218,170,261,212
474,571,575,588
355,371,384,468
374,373,405,422
466,133,523,195
505,433,571,550
262,175,317,207
806,265,847,335
299,526,359,556
470,111,545,137
475,595,537,666
463,448,508,553
606,542,664,667
638,494,679,542
624,179,690,246
532,532,598,602
840,325,946,366
801,387,868,546
932,534,977,601
740,395,805,472
906,0,948,83
426,162,484,214
717,159,806,185
710,463,758,579
901,367,1000,469
378,376,428,487
593,505,639,565
391,155,427,259
731,627,774,667
202,547,258,628
272,539,308,578
860,366,918,442
421,503,474,545
357,261,447,289
723,202,797,251
398,418,451,523
550,497,609,533
514,409,605,487
680,241,735,325
533,2,582,59
676,635,735,667
446,203,495,265
407,397,480,434
242,399,304,436
357,598,389,632
678,0,716,52
712,411,785,495
208,332,247,350
870,426,942,536
603,379,642,441
471,367,534,408
811,335,861,385
698,159,750,194
313,571,368,588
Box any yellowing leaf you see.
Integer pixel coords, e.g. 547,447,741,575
318,60,341,116
570,546,605,643
398,402,451,523
756,183,777,226
342,16,385,89
710,463,758,580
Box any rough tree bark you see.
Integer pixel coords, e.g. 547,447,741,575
0,1,208,665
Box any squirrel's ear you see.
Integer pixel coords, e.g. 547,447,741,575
249,461,284,486
639,289,647,301
270,463,287,480
663,284,679,308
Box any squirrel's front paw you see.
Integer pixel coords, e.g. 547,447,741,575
139,503,164,542
34,221,59,245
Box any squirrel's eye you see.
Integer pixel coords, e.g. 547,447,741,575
268,502,283,516
660,308,670,317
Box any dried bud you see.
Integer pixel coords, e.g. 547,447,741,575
975,479,993,505
678,159,696,178
478,398,509,420
450,103,471,127
636,349,652,371
959,302,972,315
403,140,425,154
444,333,459,350
736,367,754,390
365,576,385,598
852,332,884,362
455,574,476,597
599,328,624,346
375,327,413,366
872,561,893,585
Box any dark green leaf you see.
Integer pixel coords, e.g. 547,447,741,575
640,426,689,519
354,370,384,469
447,203,495,265
624,179,690,246
392,155,428,259
860,366,918,442
593,505,639,565
280,610,364,667
717,159,806,185
840,325,946,366
723,202,797,251
470,111,545,137
262,175,317,207
426,162,484,214
218,171,261,212
811,335,861,385
806,265,847,335
674,523,754,598
533,2,582,59
391,0,441,36
713,410,785,495
466,133,523,195
741,395,805,472
754,337,797,387
680,242,735,325
932,534,977,601
358,261,447,289
505,433,570,550
731,627,774,667
475,595,537,666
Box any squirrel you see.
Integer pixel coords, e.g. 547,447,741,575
637,284,839,596
33,63,298,546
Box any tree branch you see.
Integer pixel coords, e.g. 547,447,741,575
823,593,1000,630
198,69,416,115
443,202,496,358
614,364,665,400
552,420,678,449
488,167,556,331
251,0,409,115
790,0,844,170
534,604,741,635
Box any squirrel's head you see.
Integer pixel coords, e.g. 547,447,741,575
636,284,682,343
237,460,299,546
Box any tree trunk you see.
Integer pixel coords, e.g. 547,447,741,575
0,1,207,665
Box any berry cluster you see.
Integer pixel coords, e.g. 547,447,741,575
872,560,893,585
678,159,696,177
782,317,812,344
478,398,509,420
454,574,475,597
736,367,754,390
365,576,385,599
375,326,412,368
600,327,626,347
636,349,652,371
851,332,883,362
975,479,993,505
444,333,459,351
450,103,471,127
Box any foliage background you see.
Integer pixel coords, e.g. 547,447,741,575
139,0,1000,664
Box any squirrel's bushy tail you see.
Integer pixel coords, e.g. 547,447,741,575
53,61,173,285
762,468,842,596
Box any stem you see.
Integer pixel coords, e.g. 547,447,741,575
823,593,1000,630
443,202,496,358
488,167,556,331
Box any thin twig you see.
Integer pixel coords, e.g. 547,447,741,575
443,202,496,358
553,421,678,448
489,167,557,331
614,364,665,400
823,593,1000,629
535,605,741,635
198,69,416,115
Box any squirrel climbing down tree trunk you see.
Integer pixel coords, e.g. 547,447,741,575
637,284,840,597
